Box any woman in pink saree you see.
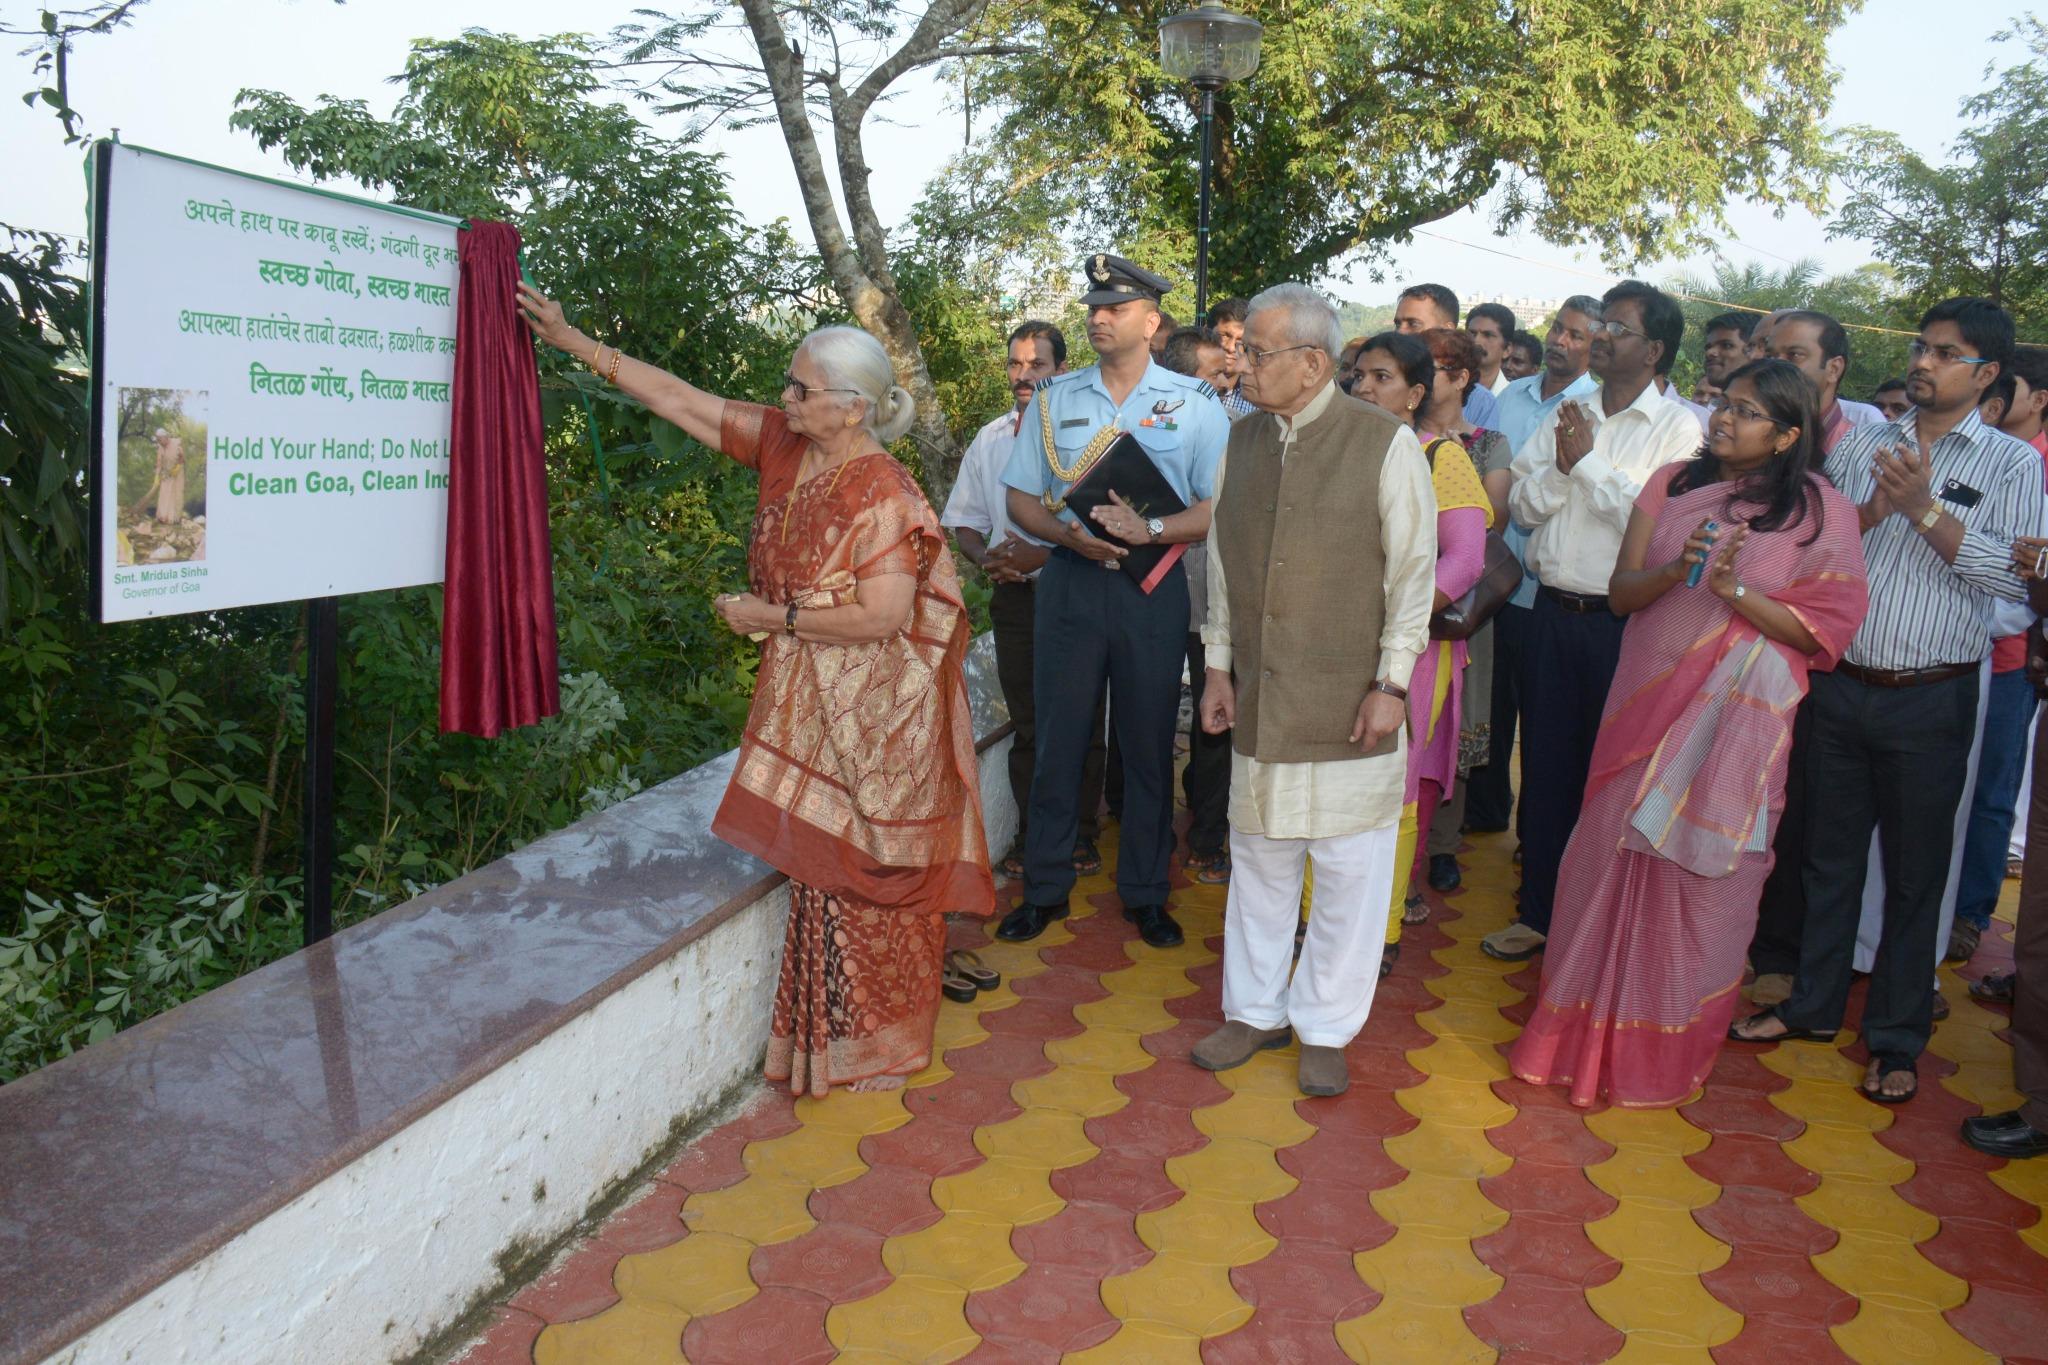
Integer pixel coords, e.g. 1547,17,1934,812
1509,360,1869,1108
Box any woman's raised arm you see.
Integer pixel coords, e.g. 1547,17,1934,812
517,284,726,453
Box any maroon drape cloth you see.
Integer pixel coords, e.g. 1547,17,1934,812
440,218,559,737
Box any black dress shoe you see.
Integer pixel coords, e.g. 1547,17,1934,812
1961,1110,2048,1160
1427,853,1462,892
996,900,1069,942
1123,903,1184,948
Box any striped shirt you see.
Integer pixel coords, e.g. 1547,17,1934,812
1825,410,2048,670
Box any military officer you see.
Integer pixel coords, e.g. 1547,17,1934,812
999,253,1230,948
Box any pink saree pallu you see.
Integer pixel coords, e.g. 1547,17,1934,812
1509,468,1869,1108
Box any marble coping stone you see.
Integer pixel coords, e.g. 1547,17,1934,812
0,633,1010,1365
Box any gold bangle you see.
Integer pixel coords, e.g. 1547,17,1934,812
587,343,608,377
607,347,624,385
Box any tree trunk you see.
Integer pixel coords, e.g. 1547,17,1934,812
732,0,988,491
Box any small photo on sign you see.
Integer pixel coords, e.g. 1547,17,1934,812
115,388,208,566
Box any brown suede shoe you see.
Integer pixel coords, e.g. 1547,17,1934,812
1299,1044,1349,1096
1191,1020,1292,1072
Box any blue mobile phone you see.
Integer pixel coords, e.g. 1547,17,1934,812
1687,520,1718,588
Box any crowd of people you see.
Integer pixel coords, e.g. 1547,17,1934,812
516,246,2048,1160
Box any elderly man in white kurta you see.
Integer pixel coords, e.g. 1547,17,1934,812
1192,284,1438,1097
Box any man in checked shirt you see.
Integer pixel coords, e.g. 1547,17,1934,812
1732,297,2048,1105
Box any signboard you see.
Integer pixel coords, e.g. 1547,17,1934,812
89,142,463,621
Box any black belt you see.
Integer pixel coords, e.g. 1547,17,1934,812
1836,659,1977,689
1539,585,1611,614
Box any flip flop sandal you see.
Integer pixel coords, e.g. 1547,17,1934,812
1196,853,1233,884
1726,1005,1837,1045
1071,843,1103,874
1861,1057,1917,1105
941,969,980,1004
1402,893,1430,925
996,851,1024,878
1971,971,2016,1005
1379,943,1399,980
947,949,1000,994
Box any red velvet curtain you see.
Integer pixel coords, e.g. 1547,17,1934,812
440,219,559,737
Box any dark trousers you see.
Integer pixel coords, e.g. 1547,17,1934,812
1784,667,1978,1064
1957,667,2037,930
990,580,1104,850
2013,706,2048,1128
1183,632,1231,858
1748,697,1815,977
1517,591,1626,936
1023,551,1188,908
1465,602,1528,832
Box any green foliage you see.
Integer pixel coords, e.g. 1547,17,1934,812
0,224,90,629
964,0,1858,301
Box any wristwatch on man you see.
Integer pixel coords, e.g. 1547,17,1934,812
1915,505,1942,534
1145,517,1165,543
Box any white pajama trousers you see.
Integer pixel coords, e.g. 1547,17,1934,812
1219,823,1398,1048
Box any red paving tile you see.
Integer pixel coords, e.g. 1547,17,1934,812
591,1181,689,1255
980,994,1091,1040
1335,1040,1427,1092
747,1220,892,1302
505,1242,623,1325
1084,1096,1212,1160
1692,1183,1838,1257
1684,1131,1821,1196
805,1161,941,1238
1201,1308,1352,1364
1050,1149,1185,1214
451,1306,546,1365
1463,1271,1626,1362
964,1262,1122,1355
1116,1053,1234,1108
858,1114,986,1178
1916,1219,2048,1296
1472,1209,1621,1288
1486,1104,1614,1165
652,1123,751,1194
1228,1236,1377,1320
1138,1017,1215,1065
901,1072,1025,1128
1946,1281,2048,1361
1289,1086,1418,1142
1701,1044,1791,1096
1898,1161,2043,1228
1680,1088,1805,1142
940,1031,1062,1084
1276,1127,1409,1193
681,1284,835,1364
721,1092,802,1143
1480,1159,1618,1223
1011,965,1112,1007
1701,1245,1858,1327
1255,1178,1396,1251
1010,1199,1152,1276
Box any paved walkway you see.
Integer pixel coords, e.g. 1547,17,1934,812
453,826,2045,1363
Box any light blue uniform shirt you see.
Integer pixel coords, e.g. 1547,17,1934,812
1464,383,1501,432
1493,370,1600,607
1001,362,1227,528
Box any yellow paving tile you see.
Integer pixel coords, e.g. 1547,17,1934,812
1394,1076,1517,1130
1099,1250,1256,1337
1758,1043,1865,1084
1585,1262,1742,1347
1354,1226,1503,1307
1192,1094,1316,1148
1782,1124,1915,1186
972,1106,1096,1168
1584,1148,1721,1210
1099,961,1203,999
1939,1065,2026,1112
1072,991,1177,1034
1335,1299,1497,1363
826,1273,977,1361
1165,1137,1297,1205
1045,1025,1158,1074
1586,1198,1732,1274
881,1210,1026,1292
1370,1170,1511,1237
1797,1177,1941,1244
791,1088,912,1137
1135,1190,1280,1266
1417,998,1524,1043
1065,1320,1206,1364
1813,1232,1970,1312
1608,1336,1716,1363
1829,1301,1999,1363
680,1175,815,1244
930,1006,989,1055
1213,1048,1308,1099
611,1230,758,1317
1585,1106,1713,1155
1010,1062,1131,1119
1930,1021,2017,1064
1770,1078,1893,1132
907,1056,954,1089
741,1122,868,1188
1423,968,1526,1007
533,1298,688,1365
1990,1153,2048,1206
930,1155,1064,1225
1406,1036,1511,1082
1382,1120,1512,1179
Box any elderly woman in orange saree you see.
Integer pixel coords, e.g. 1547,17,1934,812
518,287,994,1096
1509,361,1868,1108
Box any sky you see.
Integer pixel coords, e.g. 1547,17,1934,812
0,0,2032,310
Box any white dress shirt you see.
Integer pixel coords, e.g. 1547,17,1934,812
1201,381,1438,837
1489,370,1511,397
1509,377,1702,596
941,408,1046,576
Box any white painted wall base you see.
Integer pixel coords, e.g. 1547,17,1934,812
42,732,1015,1365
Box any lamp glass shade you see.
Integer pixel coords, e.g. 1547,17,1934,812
1158,2,1263,86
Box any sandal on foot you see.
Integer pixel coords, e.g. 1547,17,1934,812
1727,1005,1837,1045
1402,892,1430,925
946,949,999,993
1194,851,1232,884
1861,1056,1918,1105
1972,971,2016,1005
995,848,1024,879
1379,942,1399,980
1070,841,1103,875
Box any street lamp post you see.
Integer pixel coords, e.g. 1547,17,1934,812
1158,1,1262,322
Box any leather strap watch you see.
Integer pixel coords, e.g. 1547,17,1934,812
1370,680,1408,701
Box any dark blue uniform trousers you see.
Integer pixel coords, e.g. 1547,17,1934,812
1516,590,1627,937
1023,548,1188,909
